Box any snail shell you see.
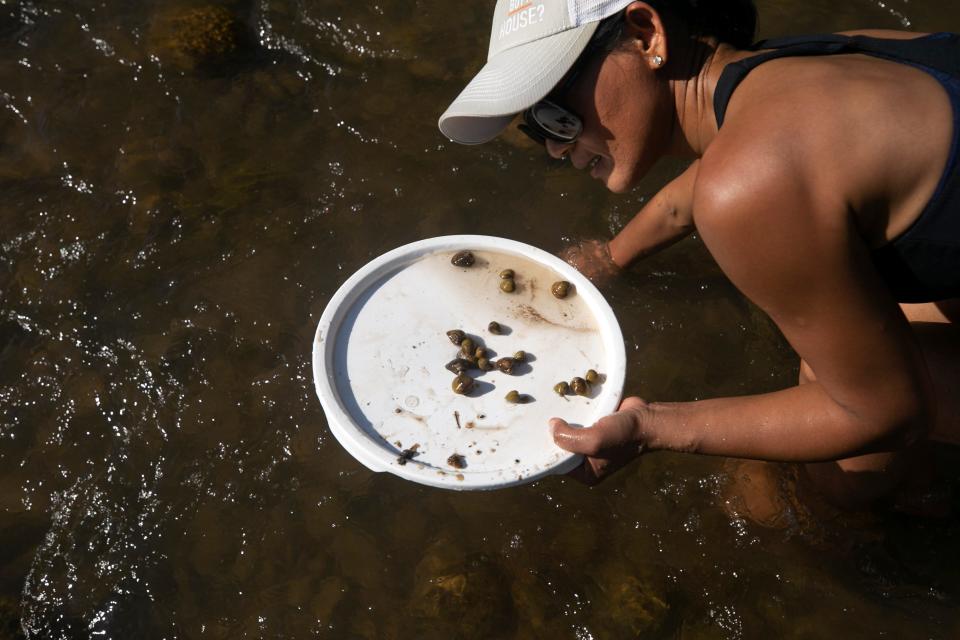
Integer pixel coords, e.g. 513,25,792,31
496,357,515,374
499,278,516,293
445,358,472,374
488,321,502,335
570,377,589,396
446,329,466,345
512,350,526,363
452,373,474,395
499,269,515,279
553,381,570,396
505,390,523,404
451,250,475,267
585,369,600,385
551,280,571,298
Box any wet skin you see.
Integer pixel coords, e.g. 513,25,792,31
546,2,960,501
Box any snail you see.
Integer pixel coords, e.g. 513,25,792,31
505,390,525,404
585,369,600,385
553,381,570,396
551,280,571,298
474,346,486,360
451,250,475,267
446,329,465,345
513,350,526,363
459,337,475,356
496,357,515,374
499,278,516,293
570,377,589,396
445,358,472,374
477,357,493,371
499,268,514,279
488,321,502,335
452,373,474,395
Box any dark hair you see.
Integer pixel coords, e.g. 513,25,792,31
593,0,758,51
654,0,757,49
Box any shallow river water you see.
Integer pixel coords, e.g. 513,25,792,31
1,0,960,638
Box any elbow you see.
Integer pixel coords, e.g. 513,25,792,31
892,415,930,449
869,393,934,451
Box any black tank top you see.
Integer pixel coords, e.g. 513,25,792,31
713,32,960,303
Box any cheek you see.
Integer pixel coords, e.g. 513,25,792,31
587,67,657,153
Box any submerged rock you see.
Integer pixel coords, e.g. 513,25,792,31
0,596,25,640
411,545,516,639
148,5,255,72
590,569,671,636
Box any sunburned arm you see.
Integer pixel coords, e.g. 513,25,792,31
561,162,696,282
638,151,934,462
554,149,937,467
608,160,698,268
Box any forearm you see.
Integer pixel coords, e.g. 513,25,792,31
607,162,697,268
640,382,923,462
608,201,693,267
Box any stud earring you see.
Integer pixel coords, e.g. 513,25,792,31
653,55,663,67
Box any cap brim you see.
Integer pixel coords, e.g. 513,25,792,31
438,22,599,145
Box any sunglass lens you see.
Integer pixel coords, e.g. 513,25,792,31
518,122,547,146
529,101,581,142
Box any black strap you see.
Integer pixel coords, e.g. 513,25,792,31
714,32,960,128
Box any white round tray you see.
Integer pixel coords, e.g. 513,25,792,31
312,235,625,490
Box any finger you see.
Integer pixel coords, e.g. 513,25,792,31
618,396,647,412
565,460,597,485
550,418,600,456
565,456,604,486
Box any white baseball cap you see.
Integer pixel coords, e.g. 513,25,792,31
438,0,634,145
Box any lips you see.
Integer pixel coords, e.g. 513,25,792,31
571,153,601,171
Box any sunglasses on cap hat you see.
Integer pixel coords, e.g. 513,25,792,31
516,13,625,147
519,100,583,146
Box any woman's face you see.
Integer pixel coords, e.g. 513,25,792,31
546,44,671,193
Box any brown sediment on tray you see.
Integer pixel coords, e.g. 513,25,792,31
464,419,506,431
455,473,464,481
454,410,462,429
515,304,592,331
393,407,427,425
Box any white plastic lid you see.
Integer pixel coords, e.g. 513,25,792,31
312,235,625,490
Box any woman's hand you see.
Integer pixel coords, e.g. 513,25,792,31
550,397,649,484
558,238,621,286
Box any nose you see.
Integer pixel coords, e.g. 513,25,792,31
545,138,573,159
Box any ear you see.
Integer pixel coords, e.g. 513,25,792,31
622,1,668,69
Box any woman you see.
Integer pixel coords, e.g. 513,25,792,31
438,0,960,508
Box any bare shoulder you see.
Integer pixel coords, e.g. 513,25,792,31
691,121,828,234
706,42,953,247
690,131,851,308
